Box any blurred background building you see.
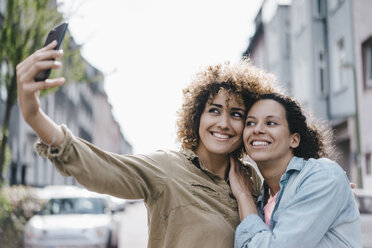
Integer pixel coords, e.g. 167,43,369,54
0,0,132,187
243,0,372,191
1,0,371,192
5,54,133,186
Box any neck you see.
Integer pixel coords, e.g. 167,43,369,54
195,149,229,179
258,154,294,196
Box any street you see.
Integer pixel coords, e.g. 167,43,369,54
116,200,372,248
119,201,149,248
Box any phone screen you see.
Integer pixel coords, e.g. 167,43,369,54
34,22,68,82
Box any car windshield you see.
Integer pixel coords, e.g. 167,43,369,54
39,197,106,215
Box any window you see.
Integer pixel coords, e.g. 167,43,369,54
312,0,326,18
366,153,372,175
318,50,327,97
332,37,352,93
40,197,106,215
293,0,306,35
329,0,345,13
362,37,372,89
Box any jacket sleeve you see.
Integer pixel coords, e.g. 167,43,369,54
35,125,167,204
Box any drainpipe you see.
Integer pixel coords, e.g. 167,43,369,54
342,63,363,188
321,1,332,120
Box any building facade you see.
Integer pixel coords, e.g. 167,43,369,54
351,0,372,190
3,37,132,187
244,0,372,190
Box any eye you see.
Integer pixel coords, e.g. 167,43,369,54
231,111,244,119
208,108,220,114
246,120,255,126
266,121,277,126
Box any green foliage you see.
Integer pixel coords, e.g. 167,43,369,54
0,0,89,181
0,129,11,176
0,0,64,182
0,185,44,248
0,0,63,95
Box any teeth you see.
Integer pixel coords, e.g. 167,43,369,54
213,133,229,139
252,141,269,146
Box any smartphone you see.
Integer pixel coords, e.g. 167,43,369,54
34,22,69,82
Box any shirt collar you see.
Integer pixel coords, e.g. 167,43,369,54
286,156,304,172
180,149,226,181
257,156,305,207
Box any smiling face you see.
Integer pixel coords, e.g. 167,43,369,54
195,90,246,158
243,99,300,167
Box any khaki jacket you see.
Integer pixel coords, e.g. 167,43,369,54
36,125,262,248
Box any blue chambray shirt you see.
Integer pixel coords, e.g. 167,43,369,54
235,156,361,248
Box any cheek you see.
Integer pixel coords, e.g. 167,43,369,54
198,114,208,130
243,127,250,139
235,123,244,137
243,129,251,148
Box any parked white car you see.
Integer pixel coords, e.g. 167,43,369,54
23,185,125,248
355,189,372,248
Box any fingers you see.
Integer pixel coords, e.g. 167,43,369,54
350,183,356,189
20,78,65,97
17,40,64,84
18,51,63,81
18,40,59,69
41,40,59,51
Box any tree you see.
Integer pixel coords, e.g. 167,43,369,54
0,0,85,183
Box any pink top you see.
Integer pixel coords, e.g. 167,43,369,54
264,192,278,227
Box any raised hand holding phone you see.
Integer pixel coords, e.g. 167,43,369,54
34,22,68,82
16,39,66,147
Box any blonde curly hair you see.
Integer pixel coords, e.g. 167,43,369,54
176,59,280,158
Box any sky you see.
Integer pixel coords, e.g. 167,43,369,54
57,0,263,154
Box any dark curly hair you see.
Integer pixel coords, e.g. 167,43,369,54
176,60,280,158
256,93,335,159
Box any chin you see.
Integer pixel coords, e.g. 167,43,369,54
209,147,235,156
248,153,269,163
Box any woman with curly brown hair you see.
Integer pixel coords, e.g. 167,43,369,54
16,41,278,248
229,93,361,248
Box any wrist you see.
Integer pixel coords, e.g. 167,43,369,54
24,108,43,125
235,192,258,221
235,191,254,202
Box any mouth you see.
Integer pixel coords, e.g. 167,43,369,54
211,132,231,140
250,140,271,147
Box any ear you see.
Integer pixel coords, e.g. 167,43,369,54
290,133,300,149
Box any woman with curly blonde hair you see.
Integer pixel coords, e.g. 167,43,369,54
17,41,278,248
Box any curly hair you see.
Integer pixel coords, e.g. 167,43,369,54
256,93,335,159
176,59,280,158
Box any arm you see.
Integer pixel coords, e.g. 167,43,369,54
16,40,65,146
17,42,167,202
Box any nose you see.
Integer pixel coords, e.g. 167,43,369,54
217,112,231,130
253,121,265,134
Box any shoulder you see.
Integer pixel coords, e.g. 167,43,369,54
136,150,189,168
305,158,345,177
298,157,349,189
137,149,181,161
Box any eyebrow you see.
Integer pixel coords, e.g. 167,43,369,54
246,115,281,119
210,103,223,108
210,103,245,112
231,107,245,112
